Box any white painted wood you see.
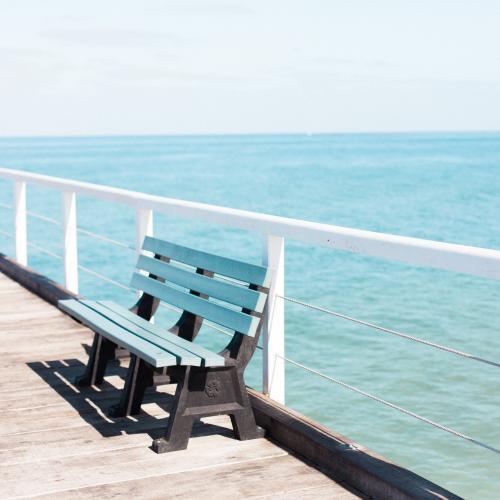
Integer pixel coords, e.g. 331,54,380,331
136,207,153,256
262,235,285,404
135,207,153,301
13,181,27,266
1,167,500,280
62,191,78,294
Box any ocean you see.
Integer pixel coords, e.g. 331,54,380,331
0,132,499,497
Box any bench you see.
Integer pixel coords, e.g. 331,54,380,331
59,236,271,453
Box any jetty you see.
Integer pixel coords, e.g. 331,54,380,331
0,268,362,498
0,254,460,499
2,167,496,498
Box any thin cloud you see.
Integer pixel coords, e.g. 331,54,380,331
41,28,185,47
103,64,278,87
0,47,50,60
149,1,254,15
304,56,399,70
285,64,500,87
170,3,253,14
75,57,286,91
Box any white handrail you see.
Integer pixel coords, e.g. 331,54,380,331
2,166,500,406
2,167,500,280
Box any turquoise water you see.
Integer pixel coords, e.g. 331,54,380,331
0,133,499,497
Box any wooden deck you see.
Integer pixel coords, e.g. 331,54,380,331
0,272,361,499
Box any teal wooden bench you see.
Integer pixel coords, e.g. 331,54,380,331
59,237,271,453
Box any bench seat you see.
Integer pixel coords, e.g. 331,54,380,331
59,299,225,369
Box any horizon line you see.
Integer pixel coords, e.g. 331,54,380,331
1,129,499,140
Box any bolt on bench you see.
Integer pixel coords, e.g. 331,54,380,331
59,237,271,453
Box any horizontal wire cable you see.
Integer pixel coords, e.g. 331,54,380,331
0,228,13,238
77,228,135,252
22,241,132,291
279,294,500,369
24,209,134,252
203,320,500,455
0,202,12,210
27,241,62,260
278,353,500,456
27,210,60,226
77,265,133,291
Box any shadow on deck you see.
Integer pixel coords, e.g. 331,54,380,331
26,357,234,443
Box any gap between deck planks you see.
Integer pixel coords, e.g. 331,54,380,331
0,272,360,499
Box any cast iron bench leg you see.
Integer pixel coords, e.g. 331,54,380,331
75,333,117,387
152,365,260,453
152,366,194,453
108,354,154,417
230,372,261,441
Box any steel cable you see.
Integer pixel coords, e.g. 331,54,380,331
278,354,500,455
77,228,135,252
0,229,13,238
23,209,135,252
279,295,500,369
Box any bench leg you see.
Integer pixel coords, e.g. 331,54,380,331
75,333,117,387
152,413,194,453
108,355,154,418
152,366,261,453
230,372,261,441
153,367,194,453
230,410,262,440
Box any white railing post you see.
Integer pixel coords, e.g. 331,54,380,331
262,234,285,404
13,181,27,266
62,191,78,294
136,207,153,256
136,207,154,301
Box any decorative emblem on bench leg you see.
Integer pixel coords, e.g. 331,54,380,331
205,380,221,398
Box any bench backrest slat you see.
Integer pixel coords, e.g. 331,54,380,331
132,237,271,337
130,272,261,337
142,237,271,288
136,255,267,313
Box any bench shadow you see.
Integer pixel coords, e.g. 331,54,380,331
26,357,232,442
81,343,92,356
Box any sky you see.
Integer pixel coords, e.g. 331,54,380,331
1,0,500,136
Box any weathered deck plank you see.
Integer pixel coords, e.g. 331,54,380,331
0,272,359,499
34,455,356,500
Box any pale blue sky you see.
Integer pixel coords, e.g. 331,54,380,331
1,0,499,136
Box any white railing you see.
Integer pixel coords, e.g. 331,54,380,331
2,166,500,406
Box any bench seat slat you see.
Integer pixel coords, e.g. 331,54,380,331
58,300,177,368
130,273,260,337
143,237,271,288
137,255,266,313
80,301,204,367
59,300,226,368
97,301,225,367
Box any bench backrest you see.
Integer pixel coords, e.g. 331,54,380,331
130,237,271,337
